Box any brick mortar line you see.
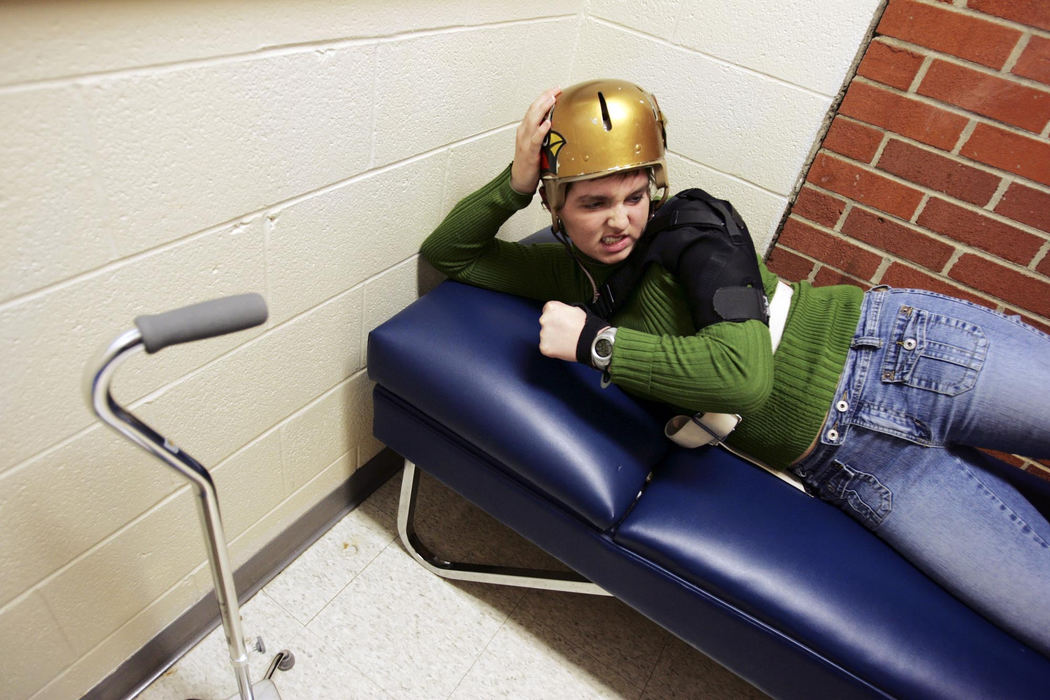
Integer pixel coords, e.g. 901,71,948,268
855,196,1046,265
908,53,936,93
1025,461,1050,478
783,223,1050,323
786,210,928,271
778,233,1048,326
872,32,1050,90
900,0,1050,38
831,114,1004,186
871,257,894,282
1032,240,1050,271
795,184,1050,279
951,119,979,157
835,200,854,231
867,35,922,58
831,115,1050,204
869,129,893,164
851,76,1050,143
918,43,1050,94
911,192,932,226
983,297,1050,325
870,254,1041,319
779,250,823,285
940,247,967,276
986,177,1012,209
815,148,1050,240
846,200,1027,276
941,245,1050,298
770,240,852,285
1002,31,1032,73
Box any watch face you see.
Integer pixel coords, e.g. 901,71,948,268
595,338,613,358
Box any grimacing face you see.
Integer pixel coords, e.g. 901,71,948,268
557,169,651,264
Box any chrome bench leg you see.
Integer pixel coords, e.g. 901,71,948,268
396,460,610,596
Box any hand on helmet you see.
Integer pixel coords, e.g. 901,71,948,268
510,87,561,195
538,300,585,362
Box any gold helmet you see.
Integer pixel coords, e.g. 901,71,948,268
540,79,668,222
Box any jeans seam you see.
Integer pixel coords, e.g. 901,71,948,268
850,407,939,447
959,457,1050,550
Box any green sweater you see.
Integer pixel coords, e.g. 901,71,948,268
421,165,864,468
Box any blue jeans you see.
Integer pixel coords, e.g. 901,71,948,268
791,287,1050,657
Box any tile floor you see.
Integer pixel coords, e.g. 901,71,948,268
139,468,766,699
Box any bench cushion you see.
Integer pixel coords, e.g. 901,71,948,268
614,447,1050,698
368,276,1050,698
368,281,669,530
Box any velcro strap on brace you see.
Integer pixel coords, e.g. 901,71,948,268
713,286,769,322
574,306,609,368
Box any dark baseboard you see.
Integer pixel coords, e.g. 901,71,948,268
83,448,402,700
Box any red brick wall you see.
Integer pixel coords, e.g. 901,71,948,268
768,0,1050,479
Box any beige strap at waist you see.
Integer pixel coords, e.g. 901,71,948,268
664,280,794,449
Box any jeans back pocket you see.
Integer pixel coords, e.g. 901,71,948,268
880,304,987,396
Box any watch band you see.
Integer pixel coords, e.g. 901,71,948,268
591,326,617,371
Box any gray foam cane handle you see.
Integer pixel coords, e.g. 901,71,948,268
134,293,268,354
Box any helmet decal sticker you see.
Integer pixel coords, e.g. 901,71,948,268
541,130,566,174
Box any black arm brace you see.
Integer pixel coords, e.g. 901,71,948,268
587,188,769,329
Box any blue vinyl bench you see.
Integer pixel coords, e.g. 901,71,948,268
367,267,1050,698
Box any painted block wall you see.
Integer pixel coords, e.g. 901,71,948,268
769,0,1050,479
0,1,880,698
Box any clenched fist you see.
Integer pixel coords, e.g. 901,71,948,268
538,301,585,362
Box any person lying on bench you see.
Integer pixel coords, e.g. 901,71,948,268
419,79,1050,658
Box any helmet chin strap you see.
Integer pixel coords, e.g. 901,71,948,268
552,224,601,304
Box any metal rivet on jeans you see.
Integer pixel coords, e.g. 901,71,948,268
902,338,917,350
826,428,840,441
836,400,849,412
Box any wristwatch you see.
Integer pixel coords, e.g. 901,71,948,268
591,326,617,371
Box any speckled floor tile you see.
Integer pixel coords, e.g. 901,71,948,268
138,589,386,700
511,589,669,691
449,608,642,700
307,543,522,698
138,470,763,700
262,504,395,625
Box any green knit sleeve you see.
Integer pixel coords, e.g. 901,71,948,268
610,319,775,416
424,170,777,415
420,164,592,303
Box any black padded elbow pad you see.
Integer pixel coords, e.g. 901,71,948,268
589,188,769,329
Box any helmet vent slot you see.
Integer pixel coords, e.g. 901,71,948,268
598,92,612,131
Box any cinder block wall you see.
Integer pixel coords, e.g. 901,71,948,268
0,2,881,698
770,0,1050,479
